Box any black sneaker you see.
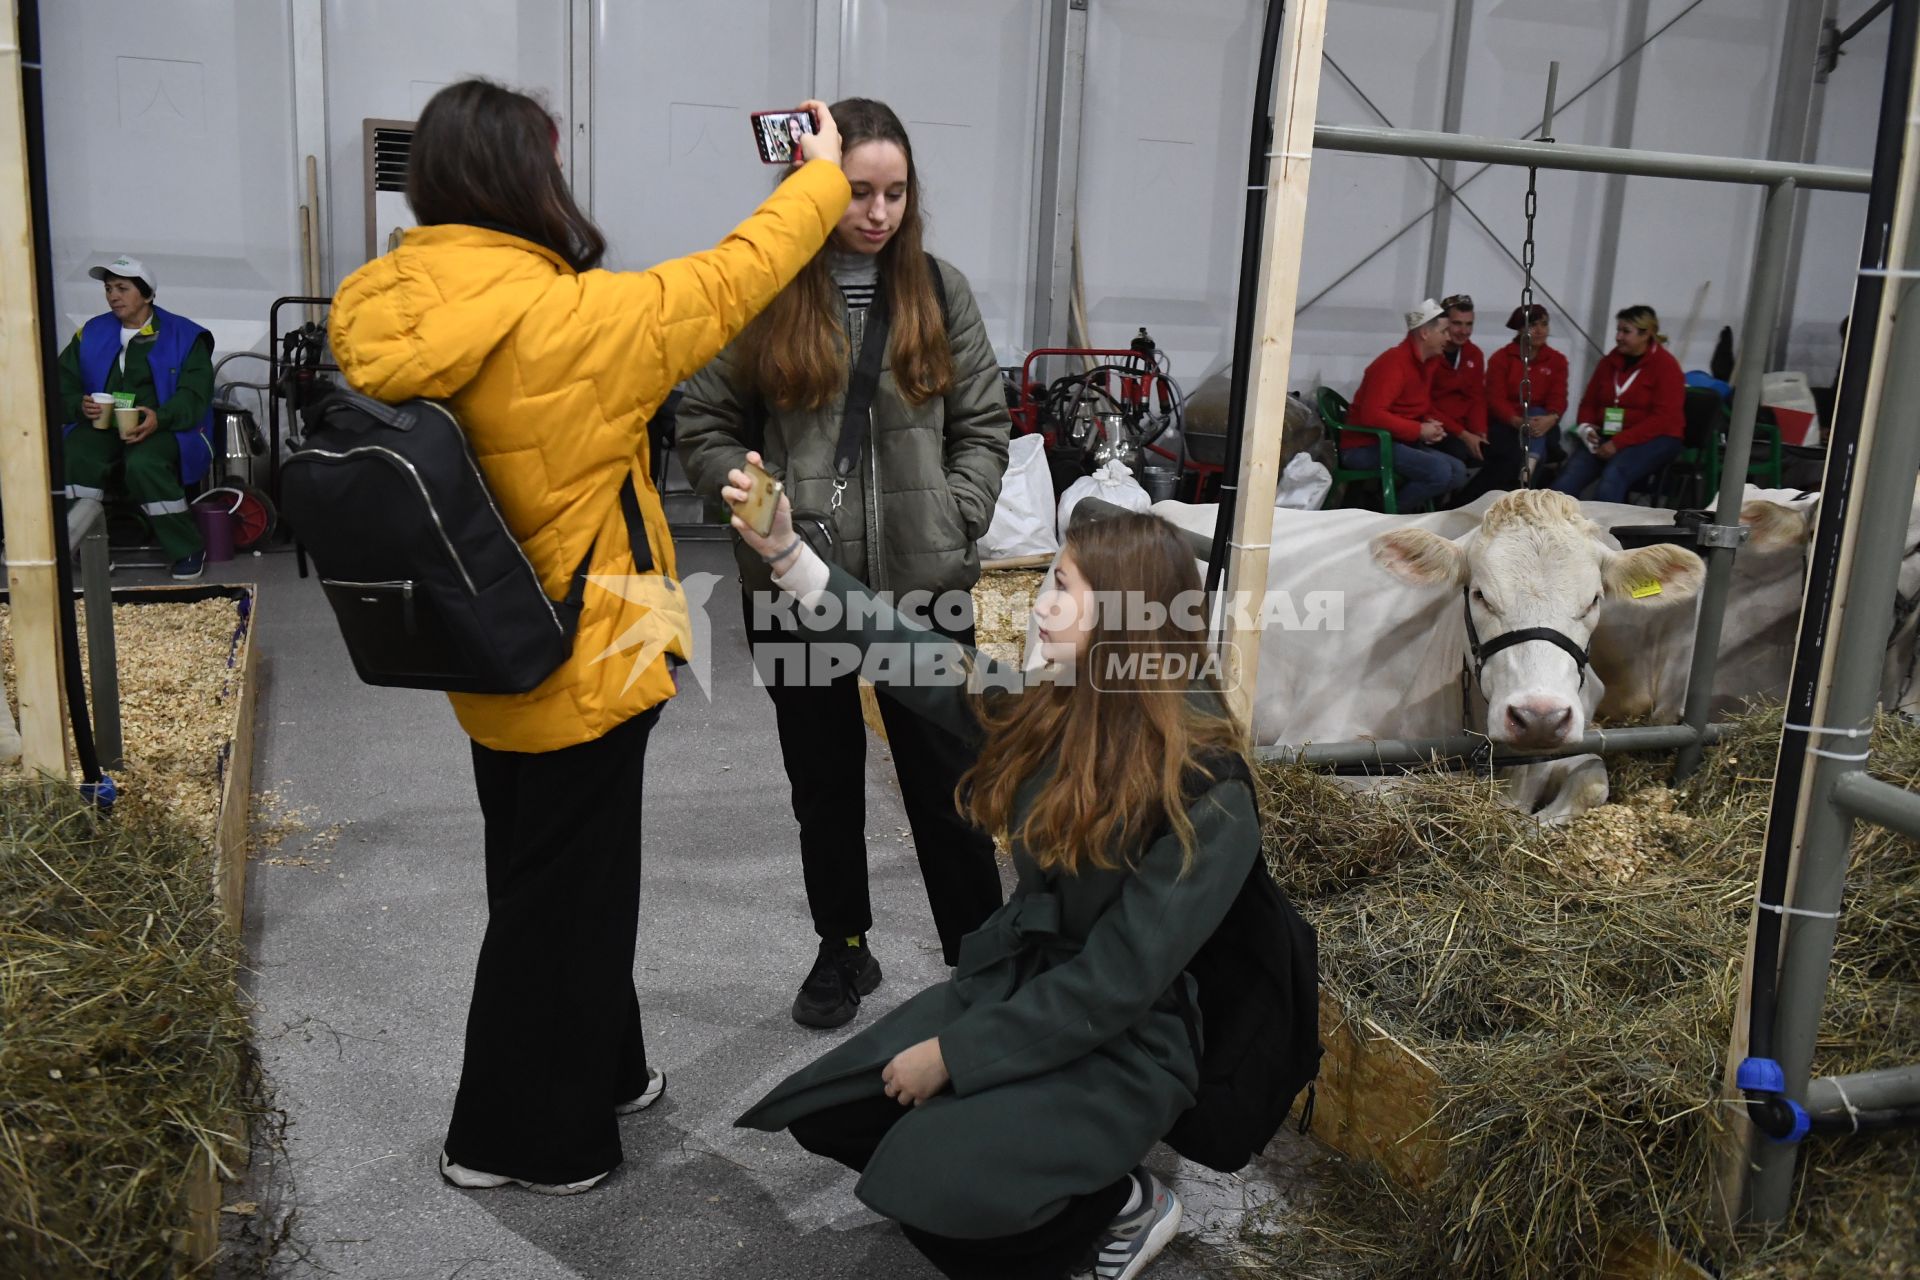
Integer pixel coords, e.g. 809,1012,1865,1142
791,936,882,1029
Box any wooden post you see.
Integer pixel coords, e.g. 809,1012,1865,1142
0,4,69,778
1221,0,1329,726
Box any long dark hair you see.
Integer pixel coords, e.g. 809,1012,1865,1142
745,97,951,410
406,79,607,272
960,514,1247,876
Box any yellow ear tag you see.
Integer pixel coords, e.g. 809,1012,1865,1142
1630,579,1663,599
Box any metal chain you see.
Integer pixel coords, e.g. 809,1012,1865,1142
1517,168,1538,418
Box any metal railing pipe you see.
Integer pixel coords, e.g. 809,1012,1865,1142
1748,2,1920,1216
1313,123,1871,192
74,505,120,768
1676,177,1798,780
1807,1063,1920,1117
1259,722,1725,770
1830,770,1920,843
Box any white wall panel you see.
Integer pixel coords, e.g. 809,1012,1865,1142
1302,1,1817,401
1436,1,1627,394
41,2,301,358
1609,2,1783,375
1077,0,1261,382
842,0,1047,360
322,0,567,281
1298,0,1468,393
587,0,815,272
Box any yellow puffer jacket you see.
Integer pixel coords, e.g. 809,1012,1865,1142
329,159,850,752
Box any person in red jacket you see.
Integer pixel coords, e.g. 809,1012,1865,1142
1429,293,1489,444
1553,304,1686,503
1468,303,1571,495
1342,298,1469,508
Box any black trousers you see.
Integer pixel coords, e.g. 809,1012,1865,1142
789,1095,1131,1280
1452,421,1525,505
746,604,1003,965
446,706,661,1184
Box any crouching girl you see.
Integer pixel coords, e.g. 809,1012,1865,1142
727,455,1261,1280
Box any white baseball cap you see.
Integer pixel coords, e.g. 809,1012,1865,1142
88,255,154,292
1404,298,1444,331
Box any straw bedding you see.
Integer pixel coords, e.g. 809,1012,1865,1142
1247,706,1920,1279
0,598,258,1276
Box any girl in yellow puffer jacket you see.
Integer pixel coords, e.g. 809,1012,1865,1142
327,79,850,1195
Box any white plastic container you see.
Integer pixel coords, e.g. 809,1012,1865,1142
1761,370,1821,447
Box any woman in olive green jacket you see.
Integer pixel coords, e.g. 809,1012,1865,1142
724,458,1260,1280
676,99,1011,1033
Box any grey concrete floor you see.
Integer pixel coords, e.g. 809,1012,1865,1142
199,540,1305,1279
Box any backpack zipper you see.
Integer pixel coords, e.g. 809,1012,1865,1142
417,401,568,635
289,444,480,596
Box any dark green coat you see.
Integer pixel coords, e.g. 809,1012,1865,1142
734,563,1260,1240
675,256,1010,600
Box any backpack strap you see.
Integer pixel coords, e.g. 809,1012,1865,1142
554,472,656,628
618,471,655,575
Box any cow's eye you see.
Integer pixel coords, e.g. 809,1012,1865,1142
1470,587,1490,608
1583,593,1601,615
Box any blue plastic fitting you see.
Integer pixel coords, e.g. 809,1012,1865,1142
81,773,118,811
1737,1057,1786,1094
1770,1098,1811,1145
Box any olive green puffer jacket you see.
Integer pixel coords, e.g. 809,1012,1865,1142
675,255,1010,602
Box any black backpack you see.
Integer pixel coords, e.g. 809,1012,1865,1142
1163,754,1324,1173
282,386,651,694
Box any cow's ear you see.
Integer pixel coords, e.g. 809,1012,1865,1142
1371,529,1466,587
1741,499,1811,553
1603,543,1706,604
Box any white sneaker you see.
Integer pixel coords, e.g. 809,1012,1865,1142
616,1068,665,1115
1077,1168,1182,1280
439,1150,609,1196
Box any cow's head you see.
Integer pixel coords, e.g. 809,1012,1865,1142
1371,491,1705,748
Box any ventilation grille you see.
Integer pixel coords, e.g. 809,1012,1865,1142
371,126,413,193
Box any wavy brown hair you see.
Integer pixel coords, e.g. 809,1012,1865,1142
407,79,607,272
960,515,1249,876
744,98,951,411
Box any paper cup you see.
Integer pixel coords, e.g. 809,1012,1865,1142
114,405,142,437
89,393,115,428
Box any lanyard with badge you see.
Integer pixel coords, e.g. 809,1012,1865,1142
1602,366,1639,436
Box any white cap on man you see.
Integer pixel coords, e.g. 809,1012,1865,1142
88,255,155,292
1404,298,1444,332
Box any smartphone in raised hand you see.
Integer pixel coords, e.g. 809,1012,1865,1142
730,459,785,537
751,108,816,165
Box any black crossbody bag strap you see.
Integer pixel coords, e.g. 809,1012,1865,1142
834,283,892,481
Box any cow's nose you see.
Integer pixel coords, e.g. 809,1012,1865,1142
1505,698,1575,745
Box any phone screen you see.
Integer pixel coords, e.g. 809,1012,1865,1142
753,110,815,165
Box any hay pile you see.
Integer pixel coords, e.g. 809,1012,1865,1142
972,568,1044,666
0,595,258,1273
0,784,255,1277
1249,707,1920,1279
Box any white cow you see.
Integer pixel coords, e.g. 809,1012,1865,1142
1148,489,1705,820
1588,478,1920,724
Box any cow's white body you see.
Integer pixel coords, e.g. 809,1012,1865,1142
1588,482,1920,724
